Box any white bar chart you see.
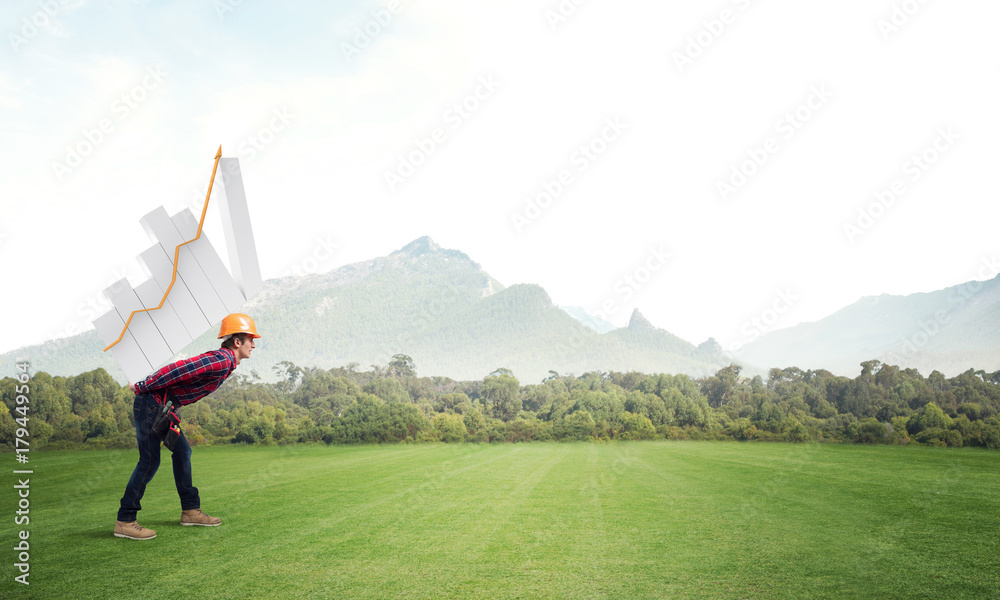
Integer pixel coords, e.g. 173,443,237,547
93,153,261,383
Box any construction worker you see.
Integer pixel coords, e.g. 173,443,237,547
114,313,261,540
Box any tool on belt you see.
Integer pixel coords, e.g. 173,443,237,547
151,391,182,451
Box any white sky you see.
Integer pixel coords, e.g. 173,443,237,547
2,0,999,357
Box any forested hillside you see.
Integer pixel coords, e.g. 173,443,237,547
0,237,727,382
740,275,1000,376
4,357,998,450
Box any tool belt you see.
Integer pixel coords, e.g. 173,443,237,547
151,391,182,451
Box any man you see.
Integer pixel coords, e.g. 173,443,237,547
114,313,261,540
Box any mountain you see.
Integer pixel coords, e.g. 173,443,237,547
738,275,1000,377
0,237,728,383
557,306,617,333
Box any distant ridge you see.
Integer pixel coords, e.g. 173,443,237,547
394,235,441,256
7,239,997,382
627,308,655,331
1,237,726,383
739,275,1000,377
558,306,616,334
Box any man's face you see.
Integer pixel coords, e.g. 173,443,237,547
235,336,255,361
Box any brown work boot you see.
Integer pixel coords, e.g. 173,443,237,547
180,508,221,526
114,520,156,540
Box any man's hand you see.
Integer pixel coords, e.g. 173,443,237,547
128,381,136,393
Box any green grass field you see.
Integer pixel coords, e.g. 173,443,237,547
3,442,999,599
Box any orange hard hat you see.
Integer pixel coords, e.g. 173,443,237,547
218,313,261,339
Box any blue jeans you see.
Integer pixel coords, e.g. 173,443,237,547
117,392,199,522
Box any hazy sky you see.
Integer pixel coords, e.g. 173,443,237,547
2,0,999,358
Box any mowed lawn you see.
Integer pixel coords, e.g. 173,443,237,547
3,442,999,600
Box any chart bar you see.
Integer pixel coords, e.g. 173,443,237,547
93,309,154,383
171,208,246,311
218,158,263,298
133,278,191,354
104,279,174,370
137,245,210,338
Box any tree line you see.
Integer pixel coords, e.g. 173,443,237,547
2,356,999,450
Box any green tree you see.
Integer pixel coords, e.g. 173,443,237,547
432,413,466,442
481,370,521,421
572,390,623,423
363,378,410,403
434,392,470,413
558,410,595,440
84,401,119,439
848,418,888,444
618,412,655,440
786,418,810,442
233,414,276,444
0,402,18,446
272,361,304,393
908,402,951,434
519,385,553,413
505,416,553,442
700,364,743,407
388,354,416,378
623,391,671,426
66,369,124,415
463,408,486,437
957,403,986,421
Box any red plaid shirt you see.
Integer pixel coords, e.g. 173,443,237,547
134,348,237,406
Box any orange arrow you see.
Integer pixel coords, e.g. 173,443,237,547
104,146,223,352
